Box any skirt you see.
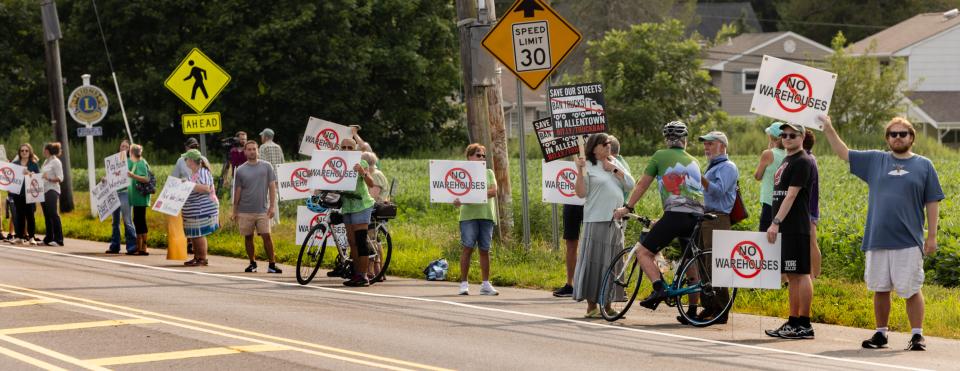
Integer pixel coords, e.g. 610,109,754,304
573,221,625,303
184,214,219,238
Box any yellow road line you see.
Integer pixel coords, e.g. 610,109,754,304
0,298,56,307
0,318,159,335
87,344,287,366
0,342,70,371
0,284,451,371
0,334,109,371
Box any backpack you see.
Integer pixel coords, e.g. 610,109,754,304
423,258,448,281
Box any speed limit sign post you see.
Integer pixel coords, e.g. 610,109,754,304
481,0,581,90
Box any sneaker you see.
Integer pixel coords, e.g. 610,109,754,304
28,239,38,246
765,322,790,338
343,275,369,287
326,265,345,277
638,289,667,310
780,324,815,339
697,310,728,325
906,333,926,351
105,249,120,254
267,264,282,274
862,332,889,349
45,241,61,247
676,308,699,325
458,282,469,296
244,263,258,273
552,284,574,297
480,282,499,296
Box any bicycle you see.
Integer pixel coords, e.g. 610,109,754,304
295,191,394,285
598,213,738,327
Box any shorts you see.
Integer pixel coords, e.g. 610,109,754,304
781,233,811,274
865,247,924,298
237,213,271,236
342,207,373,225
641,211,698,253
758,203,773,232
562,204,584,241
460,219,494,251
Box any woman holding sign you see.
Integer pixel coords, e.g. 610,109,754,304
10,144,40,245
40,142,64,246
181,149,220,266
453,144,499,296
338,139,377,287
127,144,152,256
572,133,634,318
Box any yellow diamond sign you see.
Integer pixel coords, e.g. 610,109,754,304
164,48,231,113
482,0,581,90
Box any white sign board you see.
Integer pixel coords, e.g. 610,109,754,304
429,160,488,204
711,230,782,289
298,117,353,156
295,206,347,248
277,161,312,201
750,55,836,130
151,177,197,216
541,160,585,205
91,180,120,222
307,150,362,192
104,152,129,193
24,173,45,204
0,161,25,194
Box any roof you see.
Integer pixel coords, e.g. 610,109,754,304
848,10,960,56
692,2,762,40
908,91,960,126
701,32,833,71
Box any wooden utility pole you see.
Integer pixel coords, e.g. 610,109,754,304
456,0,513,240
40,0,74,212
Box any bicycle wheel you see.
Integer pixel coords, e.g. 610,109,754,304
599,247,643,322
675,251,738,327
369,224,393,283
296,224,329,285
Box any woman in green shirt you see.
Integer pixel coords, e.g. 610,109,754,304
454,143,499,296
127,144,152,256
338,139,377,287
754,122,787,232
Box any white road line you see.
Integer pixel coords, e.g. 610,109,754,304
1,245,933,371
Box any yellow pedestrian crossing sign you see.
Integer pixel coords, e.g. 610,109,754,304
164,48,231,113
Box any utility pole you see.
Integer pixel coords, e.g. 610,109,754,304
456,0,513,240
41,0,74,212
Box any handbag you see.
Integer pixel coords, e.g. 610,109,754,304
134,163,156,195
373,201,397,219
729,182,748,225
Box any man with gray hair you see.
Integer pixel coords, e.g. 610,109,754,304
259,128,284,225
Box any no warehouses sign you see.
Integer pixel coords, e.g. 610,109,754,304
711,230,782,289
548,82,607,137
750,55,836,131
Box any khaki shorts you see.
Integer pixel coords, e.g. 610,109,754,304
865,247,924,298
237,213,271,236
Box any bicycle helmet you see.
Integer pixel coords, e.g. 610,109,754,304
662,120,688,138
305,194,328,213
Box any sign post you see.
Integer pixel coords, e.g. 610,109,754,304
67,74,109,218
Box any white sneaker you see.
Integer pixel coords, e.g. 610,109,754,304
29,240,38,246
479,282,499,296
458,282,469,295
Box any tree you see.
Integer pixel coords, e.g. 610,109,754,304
563,20,719,154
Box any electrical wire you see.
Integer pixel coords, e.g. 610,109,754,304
696,14,889,29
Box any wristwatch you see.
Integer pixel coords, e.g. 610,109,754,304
613,168,620,174
772,217,782,225
623,204,634,212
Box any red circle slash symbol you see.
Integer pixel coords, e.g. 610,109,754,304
444,168,472,197
310,213,332,241
291,167,310,192
321,157,347,184
730,240,764,279
775,74,812,113
0,167,13,186
555,168,577,197
29,179,41,198
315,129,339,150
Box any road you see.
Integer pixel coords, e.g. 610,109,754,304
0,239,954,370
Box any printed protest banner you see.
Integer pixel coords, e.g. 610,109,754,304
0,161,25,194
298,117,353,156
24,173,45,204
711,230,782,289
533,117,580,162
91,180,120,222
750,55,836,130
295,206,347,248
307,150,362,191
428,160,488,204
541,160,584,205
151,177,197,216
277,161,312,201
549,82,607,137
104,152,129,193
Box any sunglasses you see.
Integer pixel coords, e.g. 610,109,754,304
341,146,355,150
474,153,486,158
20,149,29,152
779,133,799,139
887,131,910,138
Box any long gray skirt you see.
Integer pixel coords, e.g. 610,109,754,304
573,221,625,303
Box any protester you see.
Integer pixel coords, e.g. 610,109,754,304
39,142,64,247
454,143,499,295
613,121,704,312
233,141,281,273
106,140,137,254
822,115,943,351
170,138,207,255
258,128,284,225
755,122,787,232
803,131,822,278
223,131,247,200
573,133,634,317
181,149,220,266
127,144,152,256
764,123,816,340
350,126,374,154
10,144,40,245
338,138,378,287
553,203,582,298
362,151,389,281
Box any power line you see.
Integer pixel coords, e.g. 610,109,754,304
697,14,890,29
701,49,829,64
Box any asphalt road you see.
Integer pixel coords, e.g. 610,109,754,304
0,239,954,370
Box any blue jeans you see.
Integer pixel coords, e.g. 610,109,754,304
459,219,494,251
109,191,136,253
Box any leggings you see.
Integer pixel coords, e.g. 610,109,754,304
12,194,36,239
41,190,63,244
133,206,148,235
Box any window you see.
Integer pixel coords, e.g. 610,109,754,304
742,69,759,93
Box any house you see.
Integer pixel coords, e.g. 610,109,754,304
702,32,834,117
848,9,960,143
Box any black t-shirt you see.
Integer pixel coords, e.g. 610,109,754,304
772,151,813,234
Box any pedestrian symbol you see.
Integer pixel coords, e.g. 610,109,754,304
164,48,231,113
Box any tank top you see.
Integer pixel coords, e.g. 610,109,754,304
760,148,786,205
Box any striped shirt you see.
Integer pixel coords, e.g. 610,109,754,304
258,141,284,170
182,167,219,218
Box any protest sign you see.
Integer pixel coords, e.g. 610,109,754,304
104,152,129,193
542,161,584,205
0,161,25,194
24,173,44,204
750,55,836,130
295,206,347,248
533,118,580,162
299,117,353,156
307,150,362,191
277,161,312,201
549,82,607,137
91,180,120,222
151,177,197,216
429,160,488,204
711,230,782,289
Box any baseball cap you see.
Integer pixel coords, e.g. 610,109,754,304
181,149,203,161
765,122,784,137
698,131,728,146
184,137,199,149
779,122,806,134
259,128,275,138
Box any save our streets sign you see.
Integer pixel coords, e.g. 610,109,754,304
299,117,353,156
548,82,607,137
541,160,584,205
533,117,580,162
277,161,312,201
750,55,837,130
712,230,782,289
